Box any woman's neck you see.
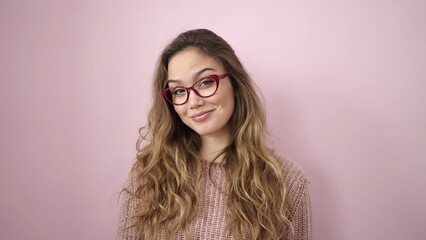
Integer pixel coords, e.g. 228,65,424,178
199,132,231,163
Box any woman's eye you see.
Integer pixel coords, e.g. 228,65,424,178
198,79,215,88
171,88,186,95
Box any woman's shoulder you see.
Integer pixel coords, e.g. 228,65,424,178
273,153,310,200
121,162,142,194
275,154,307,180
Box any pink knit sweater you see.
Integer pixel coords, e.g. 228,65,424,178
116,157,312,239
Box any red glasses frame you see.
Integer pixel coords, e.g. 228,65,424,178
162,73,228,105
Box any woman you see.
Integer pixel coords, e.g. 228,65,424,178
116,29,312,240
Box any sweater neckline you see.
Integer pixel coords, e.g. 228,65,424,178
201,158,224,168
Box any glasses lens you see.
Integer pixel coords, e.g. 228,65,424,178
194,77,218,97
167,87,188,105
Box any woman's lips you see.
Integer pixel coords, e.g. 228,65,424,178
191,110,214,122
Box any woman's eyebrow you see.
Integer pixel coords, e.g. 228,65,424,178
166,67,216,84
193,67,216,78
166,79,180,84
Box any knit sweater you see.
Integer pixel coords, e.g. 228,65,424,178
116,157,312,240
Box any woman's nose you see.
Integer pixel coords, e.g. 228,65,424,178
187,90,204,109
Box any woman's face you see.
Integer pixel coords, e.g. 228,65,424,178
167,47,235,139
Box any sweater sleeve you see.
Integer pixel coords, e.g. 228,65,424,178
289,178,312,240
115,175,142,240
278,156,312,240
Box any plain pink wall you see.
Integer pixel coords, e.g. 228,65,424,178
1,0,425,239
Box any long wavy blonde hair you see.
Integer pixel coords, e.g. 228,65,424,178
129,29,293,239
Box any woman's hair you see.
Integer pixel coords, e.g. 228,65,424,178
130,29,293,239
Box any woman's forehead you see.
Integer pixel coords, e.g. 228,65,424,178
167,49,223,83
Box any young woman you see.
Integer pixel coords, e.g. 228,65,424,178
116,29,312,240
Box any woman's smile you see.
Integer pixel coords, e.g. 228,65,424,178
191,109,215,122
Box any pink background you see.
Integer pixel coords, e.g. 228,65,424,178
1,0,425,239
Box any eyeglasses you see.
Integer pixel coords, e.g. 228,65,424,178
162,73,228,105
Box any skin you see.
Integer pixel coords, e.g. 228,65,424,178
167,47,235,162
